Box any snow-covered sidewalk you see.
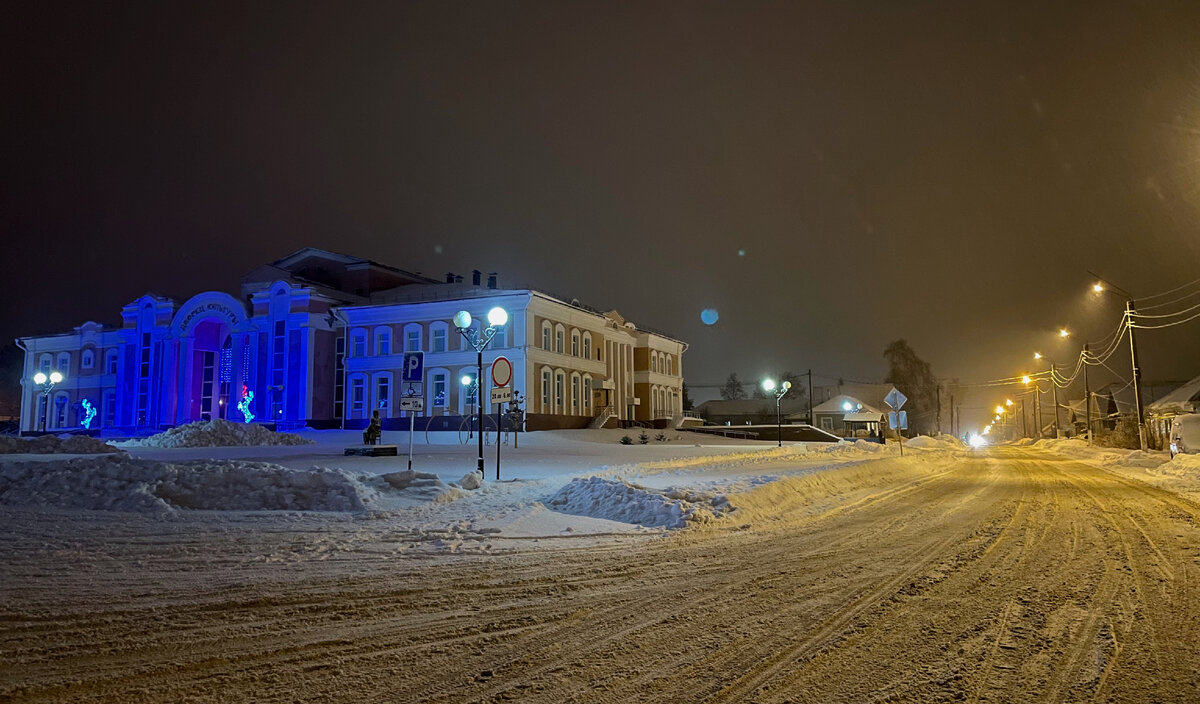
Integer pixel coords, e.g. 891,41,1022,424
1019,437,1200,503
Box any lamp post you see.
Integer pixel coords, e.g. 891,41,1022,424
761,378,792,447
454,307,508,476
1090,277,1147,450
32,371,64,433
1022,374,1041,439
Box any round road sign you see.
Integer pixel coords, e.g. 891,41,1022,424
491,356,513,387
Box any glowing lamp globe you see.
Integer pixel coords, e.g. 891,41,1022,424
1059,329,1070,338
1021,375,1032,385
995,406,1005,415
1092,283,1104,293
782,381,792,390
33,372,47,385
762,379,776,392
461,375,473,387
453,310,472,329
49,371,63,384
842,401,853,412
1033,352,1043,360
487,306,508,327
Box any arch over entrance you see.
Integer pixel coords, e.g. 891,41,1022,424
169,292,251,423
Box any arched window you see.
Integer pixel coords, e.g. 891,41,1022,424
582,375,593,414
348,374,367,419
53,391,70,428
374,327,392,356
541,366,553,413
459,369,479,416
666,356,673,375
57,352,71,374
541,321,552,351
105,349,119,374
404,323,423,353
102,390,116,428
582,333,592,360
554,369,566,413
81,349,95,369
39,354,52,374
555,325,565,354
651,353,658,373
373,372,392,416
430,321,449,353
571,330,580,357
350,329,367,358
425,367,449,412
570,373,581,415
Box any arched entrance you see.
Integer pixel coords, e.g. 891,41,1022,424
168,292,250,425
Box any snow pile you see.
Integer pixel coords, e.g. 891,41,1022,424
816,439,889,455
0,435,123,455
905,435,965,450
0,456,379,514
125,419,315,448
545,476,726,529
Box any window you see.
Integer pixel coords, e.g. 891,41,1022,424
39,354,52,374
431,372,448,408
555,326,565,354
571,331,580,357
350,377,366,419
651,354,658,373
432,325,447,353
555,371,565,412
375,328,391,356
57,352,71,373
81,349,94,369
105,349,118,374
583,377,592,413
582,334,592,360
375,375,391,415
461,371,478,412
571,374,580,414
103,390,116,428
54,392,69,428
821,417,833,431
542,368,552,412
542,322,552,351
351,329,366,358
404,324,422,352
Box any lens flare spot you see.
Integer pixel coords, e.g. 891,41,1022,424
737,249,746,257
700,308,719,325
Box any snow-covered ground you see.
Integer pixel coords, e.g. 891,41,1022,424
1019,437,1200,503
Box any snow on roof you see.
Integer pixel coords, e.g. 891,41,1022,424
694,398,810,416
811,394,886,416
1147,373,1200,416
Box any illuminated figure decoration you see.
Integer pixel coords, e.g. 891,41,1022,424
80,398,97,430
237,385,255,423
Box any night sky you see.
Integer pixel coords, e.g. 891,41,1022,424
5,2,1200,418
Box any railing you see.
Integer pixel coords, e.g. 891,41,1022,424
590,405,616,429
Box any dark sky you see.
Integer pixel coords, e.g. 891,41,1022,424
5,1,1200,418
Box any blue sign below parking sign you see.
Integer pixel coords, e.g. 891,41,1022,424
402,352,424,382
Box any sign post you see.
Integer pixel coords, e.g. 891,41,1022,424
400,353,425,470
491,356,513,480
884,386,908,457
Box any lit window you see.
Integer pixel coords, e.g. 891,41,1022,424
376,375,390,414
432,373,447,407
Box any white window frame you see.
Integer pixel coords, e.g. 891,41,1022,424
582,333,592,360
57,352,71,374
430,321,449,353
404,323,422,353
571,330,580,357
428,368,449,411
541,321,552,351
350,329,367,358
374,372,392,416
374,327,392,357
555,325,565,354
570,373,581,415
348,374,367,419
39,354,52,374
81,349,95,369
541,367,552,413
554,369,565,413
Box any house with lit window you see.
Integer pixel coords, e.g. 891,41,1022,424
16,248,687,434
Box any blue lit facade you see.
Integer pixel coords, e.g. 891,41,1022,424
18,248,687,434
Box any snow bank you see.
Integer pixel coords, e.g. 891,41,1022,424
905,435,965,450
122,419,315,448
545,476,727,529
0,435,123,455
0,456,463,515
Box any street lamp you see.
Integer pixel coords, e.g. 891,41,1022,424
1089,275,1148,450
1033,351,1062,438
762,378,792,447
32,370,64,433
454,307,508,476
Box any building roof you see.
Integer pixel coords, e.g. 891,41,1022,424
694,398,811,416
1147,373,1200,416
811,394,887,416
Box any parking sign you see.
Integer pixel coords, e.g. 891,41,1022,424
402,352,424,382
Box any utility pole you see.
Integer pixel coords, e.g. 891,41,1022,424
1049,361,1061,439
1021,399,1028,438
949,394,955,437
936,385,942,435
1126,300,1148,450
1083,342,1092,445
806,369,814,426
1034,385,1042,439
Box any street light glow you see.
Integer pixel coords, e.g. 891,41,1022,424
49,371,63,384
33,372,47,385
842,401,853,412
453,310,472,329
1006,399,1013,406
1033,352,1043,360
782,380,792,390
762,379,776,392
1093,283,1104,293
461,374,472,386
1059,328,1070,338
995,406,1005,415
1021,375,1032,384
487,306,508,327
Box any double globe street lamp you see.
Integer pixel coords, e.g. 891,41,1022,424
454,307,508,476
761,378,792,447
32,370,64,433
